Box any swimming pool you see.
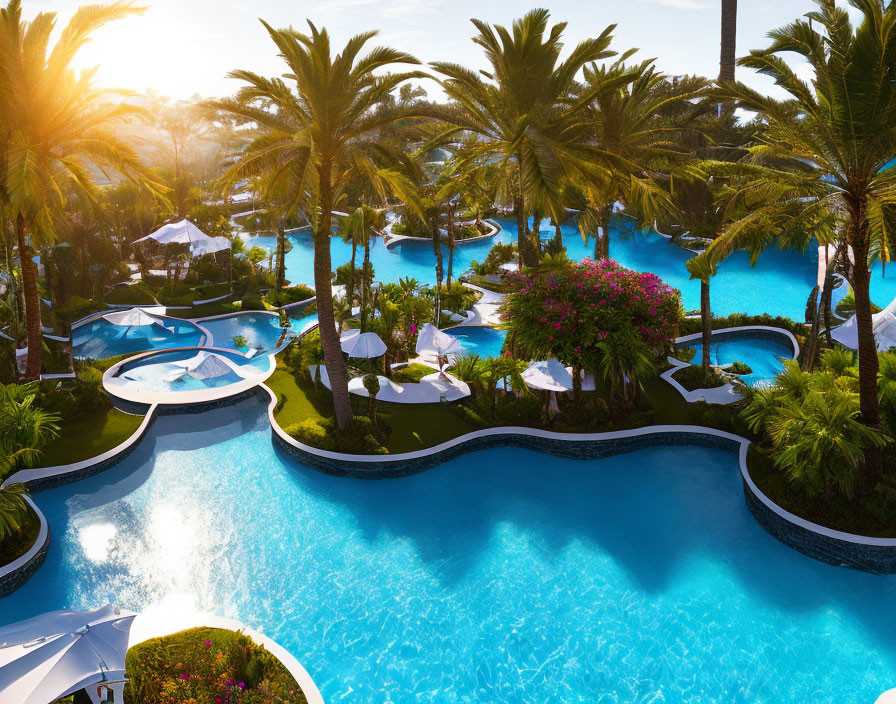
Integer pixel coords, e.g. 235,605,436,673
249,217,822,320
678,328,797,387
72,315,205,360
198,312,296,354
109,348,271,395
449,325,507,358
5,398,895,703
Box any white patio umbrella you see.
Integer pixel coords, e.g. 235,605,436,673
0,604,136,704
415,323,463,357
522,358,574,392
346,332,388,359
102,308,162,327
170,351,236,380
832,296,896,351
340,328,361,353
133,219,230,257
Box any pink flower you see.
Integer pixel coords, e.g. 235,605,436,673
204,640,213,647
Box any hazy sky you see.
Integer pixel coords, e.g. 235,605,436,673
25,0,838,100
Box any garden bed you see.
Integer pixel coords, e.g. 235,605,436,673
124,626,306,704
0,503,40,568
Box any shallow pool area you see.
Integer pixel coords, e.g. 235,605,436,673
251,216,823,319
449,325,507,358
109,348,271,395
678,328,797,387
198,312,296,355
5,399,896,703
72,316,205,360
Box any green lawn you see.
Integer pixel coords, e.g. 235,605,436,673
0,504,40,567
267,367,479,453
36,406,145,469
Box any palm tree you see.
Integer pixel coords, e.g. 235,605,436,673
431,10,617,267
341,205,386,331
0,383,59,473
212,21,425,430
578,60,703,259
693,0,896,483
720,0,737,84
0,0,149,381
596,332,655,405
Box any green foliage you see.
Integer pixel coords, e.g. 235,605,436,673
391,364,434,384
264,285,315,307
125,627,304,704
285,416,390,454
672,365,727,391
743,362,889,500
233,335,249,349
241,294,265,311
727,361,752,375
0,384,61,473
470,243,516,276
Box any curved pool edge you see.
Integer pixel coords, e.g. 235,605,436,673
128,613,325,704
0,497,50,598
261,382,896,573
661,325,800,405
101,345,276,407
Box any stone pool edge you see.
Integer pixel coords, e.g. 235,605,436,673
262,383,896,574
0,497,50,597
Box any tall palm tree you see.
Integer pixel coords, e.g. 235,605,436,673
431,10,617,267
692,0,896,483
212,21,425,429
578,60,703,259
0,0,148,381
720,0,738,84
341,204,386,331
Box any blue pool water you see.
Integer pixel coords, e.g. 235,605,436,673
4,399,896,703
73,316,205,360
449,326,507,359
114,349,269,393
199,312,297,354
680,330,796,387
251,217,823,319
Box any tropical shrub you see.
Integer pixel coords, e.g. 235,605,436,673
469,243,516,276
503,258,680,395
124,627,304,704
264,285,314,307
727,361,752,375
743,362,889,500
671,364,727,391
284,416,389,454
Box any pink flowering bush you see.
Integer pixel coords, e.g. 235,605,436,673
503,259,681,386
125,627,304,704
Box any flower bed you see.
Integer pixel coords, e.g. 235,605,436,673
125,627,306,704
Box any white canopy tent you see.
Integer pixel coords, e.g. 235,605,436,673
831,297,896,351
133,220,230,257
0,604,136,704
415,323,463,357
522,358,574,392
102,308,162,327
173,351,235,380
340,328,361,353
346,332,387,359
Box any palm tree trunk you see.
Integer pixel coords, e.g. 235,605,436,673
446,204,456,287
552,219,563,248
315,165,352,430
849,209,883,485
16,214,42,381
361,236,370,332
596,204,612,260
514,158,530,267
701,278,712,375
276,219,286,292
349,239,358,307
432,217,444,324
720,0,737,84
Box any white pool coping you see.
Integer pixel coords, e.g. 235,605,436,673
101,346,276,406
128,613,324,704
661,326,800,405
263,381,896,547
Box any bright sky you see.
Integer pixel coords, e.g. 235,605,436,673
26,0,837,100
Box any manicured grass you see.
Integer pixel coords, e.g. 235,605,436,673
105,283,157,306
0,504,40,567
35,406,144,469
268,367,479,453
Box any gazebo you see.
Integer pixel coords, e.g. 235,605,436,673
133,220,231,280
